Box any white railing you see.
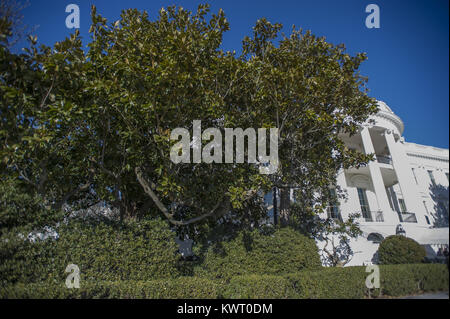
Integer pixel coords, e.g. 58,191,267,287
358,210,384,222
376,155,392,165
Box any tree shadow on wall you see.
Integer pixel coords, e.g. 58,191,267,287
429,184,449,228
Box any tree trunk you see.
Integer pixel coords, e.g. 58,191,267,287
279,188,290,226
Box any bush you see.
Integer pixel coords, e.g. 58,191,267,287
1,264,447,298
285,267,367,299
222,275,294,299
284,264,449,299
0,277,220,299
0,218,181,285
0,178,64,232
194,227,321,280
378,235,426,265
0,229,49,285
377,264,449,296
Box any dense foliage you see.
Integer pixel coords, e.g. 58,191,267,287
377,235,426,265
1,264,447,299
222,275,293,299
0,277,220,299
0,177,63,232
193,227,321,279
285,266,367,298
0,218,181,285
1,4,377,239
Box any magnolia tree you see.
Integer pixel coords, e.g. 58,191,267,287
1,4,377,239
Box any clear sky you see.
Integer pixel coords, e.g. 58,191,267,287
17,0,449,148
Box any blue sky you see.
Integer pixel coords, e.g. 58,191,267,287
18,0,449,148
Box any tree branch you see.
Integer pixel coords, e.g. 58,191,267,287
135,166,231,226
53,180,92,211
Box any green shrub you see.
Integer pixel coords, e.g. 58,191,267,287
0,178,63,232
377,264,417,296
194,227,321,280
416,263,449,291
0,277,220,299
54,218,181,282
0,228,59,284
378,235,426,265
222,275,294,299
284,264,448,299
285,267,367,299
378,264,449,296
1,264,447,298
0,218,181,285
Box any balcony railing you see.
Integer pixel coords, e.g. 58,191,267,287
358,210,384,222
398,212,417,223
376,155,392,165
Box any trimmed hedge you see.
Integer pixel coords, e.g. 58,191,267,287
284,264,448,299
0,218,181,285
222,275,294,299
377,264,449,296
285,267,367,299
0,277,220,299
194,227,321,280
2,264,447,299
378,235,426,265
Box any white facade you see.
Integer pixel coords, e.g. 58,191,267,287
328,101,449,266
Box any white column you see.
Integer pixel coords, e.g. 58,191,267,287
384,130,426,224
360,127,395,222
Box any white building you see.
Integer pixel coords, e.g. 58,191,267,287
325,101,449,266
179,100,449,264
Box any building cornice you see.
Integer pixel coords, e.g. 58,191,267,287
405,142,449,153
372,110,404,136
404,142,449,163
406,152,449,163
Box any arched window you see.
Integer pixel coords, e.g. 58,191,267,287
367,233,384,243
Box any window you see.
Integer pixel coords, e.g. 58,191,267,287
357,188,371,220
428,170,436,186
398,199,407,213
412,168,418,184
327,189,340,220
425,215,430,225
446,172,449,182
